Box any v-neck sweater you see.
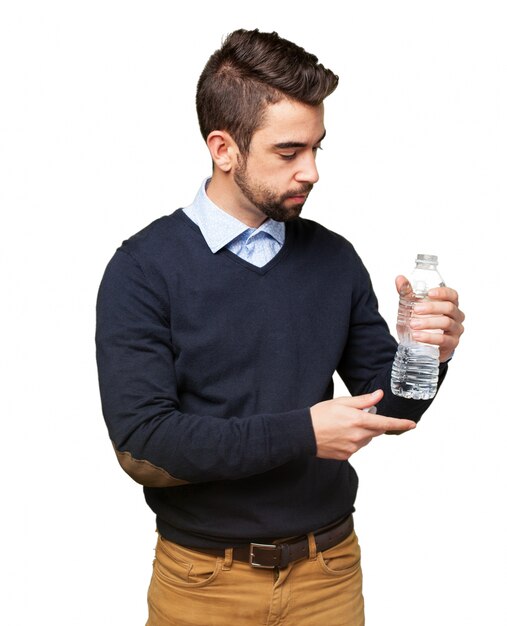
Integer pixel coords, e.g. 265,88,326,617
96,209,446,547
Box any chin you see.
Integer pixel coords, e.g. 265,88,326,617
263,201,305,223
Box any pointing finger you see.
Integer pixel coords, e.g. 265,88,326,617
365,415,417,434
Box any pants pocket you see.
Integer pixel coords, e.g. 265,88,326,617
154,535,222,588
316,530,361,577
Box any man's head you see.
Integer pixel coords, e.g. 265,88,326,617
196,29,338,156
197,30,338,224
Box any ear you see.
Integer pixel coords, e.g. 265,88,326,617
206,131,239,173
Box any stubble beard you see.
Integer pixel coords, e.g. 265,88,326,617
233,157,313,222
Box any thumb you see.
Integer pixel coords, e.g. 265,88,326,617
396,275,413,298
335,389,384,410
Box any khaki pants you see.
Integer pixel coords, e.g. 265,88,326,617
146,529,364,626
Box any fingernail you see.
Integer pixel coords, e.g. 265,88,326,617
414,304,427,313
428,289,438,297
412,331,423,340
363,406,377,414
410,320,422,328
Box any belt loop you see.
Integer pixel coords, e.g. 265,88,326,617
307,532,317,560
223,547,233,570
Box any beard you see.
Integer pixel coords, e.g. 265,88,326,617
233,157,313,222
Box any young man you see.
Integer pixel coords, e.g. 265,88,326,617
96,29,464,626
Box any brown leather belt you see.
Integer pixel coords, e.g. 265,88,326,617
183,514,354,569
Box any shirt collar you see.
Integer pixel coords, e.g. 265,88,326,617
183,178,285,253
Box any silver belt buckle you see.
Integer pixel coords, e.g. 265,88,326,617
249,542,278,568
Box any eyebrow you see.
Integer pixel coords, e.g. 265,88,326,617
273,130,327,150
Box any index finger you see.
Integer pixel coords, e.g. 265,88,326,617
427,286,459,304
365,414,417,434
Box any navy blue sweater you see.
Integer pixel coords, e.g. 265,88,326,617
96,209,445,547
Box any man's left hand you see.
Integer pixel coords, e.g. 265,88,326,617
396,275,465,363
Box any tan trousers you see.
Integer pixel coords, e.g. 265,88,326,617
146,529,364,626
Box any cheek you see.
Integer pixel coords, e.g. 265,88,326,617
246,156,295,191
261,165,294,188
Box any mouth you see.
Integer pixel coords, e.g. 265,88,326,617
284,185,312,203
285,193,308,203
289,199,306,207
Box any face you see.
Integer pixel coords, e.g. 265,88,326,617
232,99,326,223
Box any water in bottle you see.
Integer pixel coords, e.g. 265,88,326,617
391,254,445,400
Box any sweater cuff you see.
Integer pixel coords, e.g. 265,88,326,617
266,407,317,461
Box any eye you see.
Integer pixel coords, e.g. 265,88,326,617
313,145,323,154
280,153,297,160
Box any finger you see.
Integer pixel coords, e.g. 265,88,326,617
365,415,417,434
413,300,464,322
395,275,413,298
410,314,457,332
335,389,384,410
426,286,459,305
410,330,446,346
411,312,464,337
411,329,462,352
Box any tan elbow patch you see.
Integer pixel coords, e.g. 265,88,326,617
113,444,189,488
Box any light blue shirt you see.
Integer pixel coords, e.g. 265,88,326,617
183,178,285,267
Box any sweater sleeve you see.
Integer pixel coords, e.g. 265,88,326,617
337,253,448,422
95,248,316,487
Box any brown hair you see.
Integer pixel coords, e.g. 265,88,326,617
196,29,339,155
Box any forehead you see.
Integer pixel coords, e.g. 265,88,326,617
253,99,325,147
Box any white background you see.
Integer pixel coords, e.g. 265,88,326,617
1,1,505,624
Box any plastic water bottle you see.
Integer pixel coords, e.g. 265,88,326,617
391,254,445,400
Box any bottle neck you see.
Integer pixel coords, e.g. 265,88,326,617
415,262,437,271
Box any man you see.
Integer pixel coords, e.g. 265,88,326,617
96,29,464,626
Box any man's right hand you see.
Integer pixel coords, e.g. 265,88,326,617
310,389,416,460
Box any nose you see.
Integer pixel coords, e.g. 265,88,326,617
294,153,320,185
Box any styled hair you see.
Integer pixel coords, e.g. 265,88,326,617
196,29,339,155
